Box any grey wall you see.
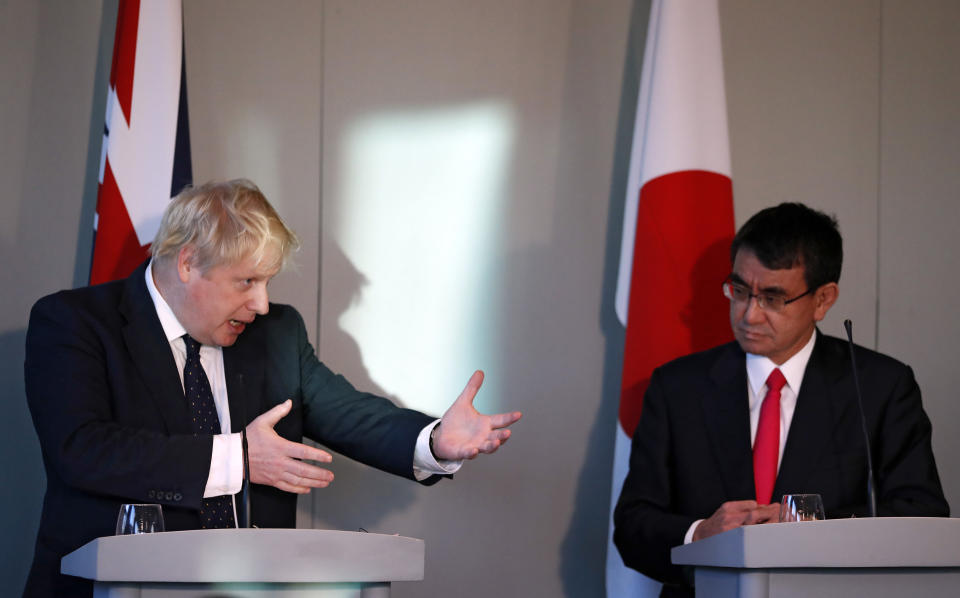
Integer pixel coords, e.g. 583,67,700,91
0,0,108,592
1,0,957,596
313,2,632,597
720,0,960,510
876,0,960,510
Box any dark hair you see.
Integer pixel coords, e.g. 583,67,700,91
730,203,842,289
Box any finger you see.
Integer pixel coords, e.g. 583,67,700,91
488,411,522,428
482,428,511,444
756,504,780,523
275,480,312,495
282,468,333,488
253,399,293,428
479,438,505,454
283,439,332,463
454,370,484,406
745,503,778,524
720,500,759,513
290,460,335,484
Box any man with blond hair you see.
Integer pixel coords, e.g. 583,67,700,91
24,180,522,597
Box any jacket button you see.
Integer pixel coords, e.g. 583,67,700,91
147,490,156,499
173,493,182,501
164,491,174,501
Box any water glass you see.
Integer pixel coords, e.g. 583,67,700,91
779,493,825,522
116,503,165,535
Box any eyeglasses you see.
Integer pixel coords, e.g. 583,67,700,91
722,277,814,313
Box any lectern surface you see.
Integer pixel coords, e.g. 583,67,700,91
670,518,960,598
672,517,960,568
61,528,425,583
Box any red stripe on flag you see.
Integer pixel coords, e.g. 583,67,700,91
619,170,734,437
90,160,151,285
110,0,140,126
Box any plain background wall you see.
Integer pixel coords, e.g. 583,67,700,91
2,1,957,595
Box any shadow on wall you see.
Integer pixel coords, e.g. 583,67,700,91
308,241,418,532
555,0,652,595
683,238,734,350
0,328,45,595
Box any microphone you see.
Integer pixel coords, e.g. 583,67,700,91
843,319,878,518
236,373,252,528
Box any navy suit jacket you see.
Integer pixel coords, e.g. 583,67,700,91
614,332,949,596
24,262,438,597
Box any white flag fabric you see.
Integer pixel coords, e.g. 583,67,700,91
606,0,735,595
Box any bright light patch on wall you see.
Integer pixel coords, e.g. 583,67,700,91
336,103,514,415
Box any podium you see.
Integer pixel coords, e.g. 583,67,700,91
671,517,960,598
61,528,424,598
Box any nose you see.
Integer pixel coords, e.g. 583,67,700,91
248,283,270,315
741,294,765,324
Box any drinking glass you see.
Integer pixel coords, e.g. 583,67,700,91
779,493,825,522
115,504,165,535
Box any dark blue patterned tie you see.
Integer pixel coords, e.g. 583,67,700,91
183,334,236,529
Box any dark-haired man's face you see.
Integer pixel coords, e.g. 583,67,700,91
729,248,837,365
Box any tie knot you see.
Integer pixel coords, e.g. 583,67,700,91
183,334,201,357
766,368,787,393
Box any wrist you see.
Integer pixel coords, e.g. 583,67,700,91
429,422,441,460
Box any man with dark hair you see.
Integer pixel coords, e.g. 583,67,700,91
614,202,948,597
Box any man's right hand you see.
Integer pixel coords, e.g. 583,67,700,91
692,500,779,541
245,399,334,494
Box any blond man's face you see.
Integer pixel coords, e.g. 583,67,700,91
175,248,280,347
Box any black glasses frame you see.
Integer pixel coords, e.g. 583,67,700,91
721,276,814,312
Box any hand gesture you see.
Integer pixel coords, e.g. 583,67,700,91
245,399,334,494
432,371,522,461
692,500,780,541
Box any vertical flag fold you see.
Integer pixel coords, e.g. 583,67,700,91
606,1,735,595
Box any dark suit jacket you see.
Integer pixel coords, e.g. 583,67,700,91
23,262,438,597
613,332,948,596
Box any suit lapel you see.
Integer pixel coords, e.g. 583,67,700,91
119,262,193,434
774,332,846,497
702,343,757,500
223,330,265,432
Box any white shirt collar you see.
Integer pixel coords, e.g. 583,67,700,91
745,330,817,396
145,260,188,343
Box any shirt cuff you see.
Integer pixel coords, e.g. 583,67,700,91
412,419,462,481
684,519,704,544
204,432,243,498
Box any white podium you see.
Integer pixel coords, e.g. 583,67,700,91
672,517,960,598
61,528,424,598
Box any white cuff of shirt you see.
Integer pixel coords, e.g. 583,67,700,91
412,419,462,481
684,519,704,544
204,432,244,498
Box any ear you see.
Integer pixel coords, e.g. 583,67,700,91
176,246,196,283
812,282,839,321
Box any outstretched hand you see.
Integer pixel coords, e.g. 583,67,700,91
245,399,334,494
432,371,522,461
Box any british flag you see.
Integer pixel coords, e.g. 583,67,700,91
91,0,191,284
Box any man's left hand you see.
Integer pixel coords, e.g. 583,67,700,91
433,370,522,461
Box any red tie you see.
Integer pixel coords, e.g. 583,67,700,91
754,368,786,505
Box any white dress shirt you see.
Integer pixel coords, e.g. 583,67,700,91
684,332,817,544
144,263,459,515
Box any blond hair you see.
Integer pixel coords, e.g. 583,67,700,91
150,179,300,272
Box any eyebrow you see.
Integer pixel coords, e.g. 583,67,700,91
729,273,789,296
